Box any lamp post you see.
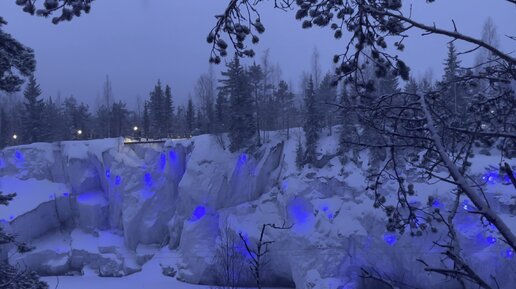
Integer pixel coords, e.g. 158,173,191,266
77,129,83,139
133,126,140,141
12,134,18,145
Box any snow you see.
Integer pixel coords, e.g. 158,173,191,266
1,129,515,289
41,248,292,289
0,176,68,220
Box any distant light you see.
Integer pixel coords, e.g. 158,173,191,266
12,134,17,140
133,126,138,132
506,249,514,259
77,129,83,135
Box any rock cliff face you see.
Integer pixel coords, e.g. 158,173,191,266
0,133,514,289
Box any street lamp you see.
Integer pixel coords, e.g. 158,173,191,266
12,134,17,140
133,126,138,132
77,129,83,136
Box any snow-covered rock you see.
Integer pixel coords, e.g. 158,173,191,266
1,132,515,288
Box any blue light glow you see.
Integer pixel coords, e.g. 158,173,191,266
383,234,397,246
63,192,69,197
288,198,310,224
191,205,206,221
236,153,248,169
505,248,514,259
169,150,177,162
9,215,14,220
160,153,166,171
14,150,23,161
105,169,111,179
144,173,152,187
432,199,441,208
322,206,329,212
327,213,334,220
115,175,121,185
486,236,497,245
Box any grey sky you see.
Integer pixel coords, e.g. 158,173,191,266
0,0,514,109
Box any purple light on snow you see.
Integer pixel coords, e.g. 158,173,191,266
322,206,329,212
144,173,152,187
288,198,310,224
63,192,69,197
237,153,248,169
14,150,23,161
505,249,514,259
105,169,111,179
169,150,177,162
191,205,206,221
115,175,121,185
159,153,166,171
327,213,334,220
486,236,497,245
383,234,397,246
432,199,441,208
9,215,14,220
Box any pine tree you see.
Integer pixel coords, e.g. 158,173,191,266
295,139,305,169
0,108,11,148
317,73,338,135
442,42,466,114
42,97,63,142
0,17,36,93
186,98,195,135
163,85,174,136
248,62,264,145
111,101,129,137
274,80,295,139
215,91,229,133
21,76,45,143
219,55,256,152
143,101,150,139
303,76,319,165
404,78,418,94
149,80,165,137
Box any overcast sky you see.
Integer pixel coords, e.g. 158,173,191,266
0,0,514,109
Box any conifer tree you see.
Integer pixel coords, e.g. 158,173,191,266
303,76,319,165
21,76,45,143
275,80,295,139
220,55,256,152
143,101,150,138
248,62,264,145
186,98,195,135
317,73,338,135
163,85,174,136
442,42,466,115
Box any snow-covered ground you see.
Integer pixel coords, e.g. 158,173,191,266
1,129,514,289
